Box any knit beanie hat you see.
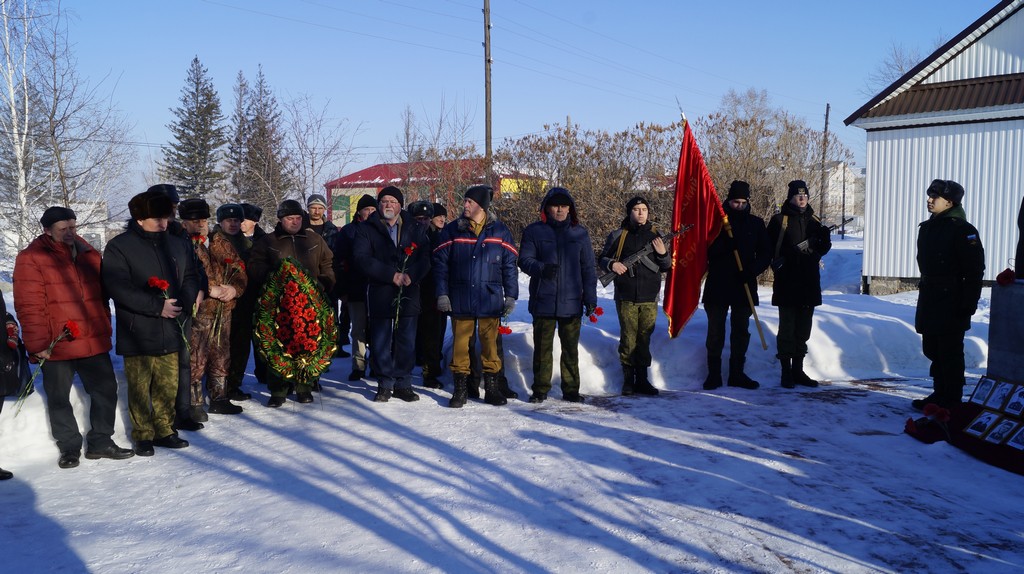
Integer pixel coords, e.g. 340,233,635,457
787,180,809,199
464,185,492,211
378,186,404,207
307,194,328,209
545,188,573,207
432,202,448,218
727,180,751,201
40,206,77,228
276,199,305,219
356,194,377,212
625,196,650,215
177,198,211,220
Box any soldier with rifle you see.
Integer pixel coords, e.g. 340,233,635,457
599,196,673,396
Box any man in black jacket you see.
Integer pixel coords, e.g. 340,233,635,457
333,194,376,381
701,181,771,390
599,196,670,396
913,179,985,410
103,189,201,456
767,180,832,389
352,187,430,403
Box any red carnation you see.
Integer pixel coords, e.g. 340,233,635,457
147,276,170,292
594,306,604,316
498,325,512,335
64,320,80,340
589,315,598,323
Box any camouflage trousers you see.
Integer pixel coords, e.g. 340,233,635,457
531,316,581,395
189,311,232,404
616,301,658,368
124,353,179,442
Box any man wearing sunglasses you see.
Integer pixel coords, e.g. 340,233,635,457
913,179,985,410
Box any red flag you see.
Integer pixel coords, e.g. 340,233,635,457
663,120,724,338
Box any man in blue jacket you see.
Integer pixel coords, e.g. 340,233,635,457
433,185,519,408
518,187,597,403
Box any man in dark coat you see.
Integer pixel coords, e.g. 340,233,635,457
518,187,597,403
701,181,772,390
409,200,445,388
767,180,832,388
248,199,336,407
353,187,430,402
333,194,376,381
433,184,519,408
307,193,349,357
14,206,134,468
599,196,671,396
226,202,268,393
103,189,200,456
913,179,985,410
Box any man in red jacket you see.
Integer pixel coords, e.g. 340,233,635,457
13,206,134,469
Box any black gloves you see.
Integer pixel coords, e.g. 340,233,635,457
542,263,559,280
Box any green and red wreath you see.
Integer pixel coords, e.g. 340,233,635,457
254,257,337,384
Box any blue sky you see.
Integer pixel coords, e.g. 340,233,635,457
63,0,996,182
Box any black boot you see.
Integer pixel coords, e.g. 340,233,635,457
727,356,759,389
703,357,722,390
791,357,819,387
483,373,507,406
780,357,795,388
467,375,481,399
634,367,659,396
498,375,519,400
621,365,636,396
449,374,468,408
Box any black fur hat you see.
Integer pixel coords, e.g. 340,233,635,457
216,203,244,222
926,179,965,205
177,198,211,220
129,190,176,220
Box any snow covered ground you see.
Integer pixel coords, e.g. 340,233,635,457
1,237,1019,573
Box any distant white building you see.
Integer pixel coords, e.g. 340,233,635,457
845,0,1024,294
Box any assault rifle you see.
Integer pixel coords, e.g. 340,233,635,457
771,217,854,272
599,224,692,287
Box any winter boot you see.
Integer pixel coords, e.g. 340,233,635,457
621,365,636,396
209,399,243,415
189,405,209,423
634,367,659,396
727,357,759,389
497,375,519,400
483,373,508,406
703,357,722,390
791,357,819,387
779,357,795,389
467,375,481,399
449,374,468,408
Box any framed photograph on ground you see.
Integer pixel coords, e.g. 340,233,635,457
970,377,996,405
964,410,1001,437
984,420,1019,444
984,382,1015,410
1004,386,1024,417
1007,426,1024,451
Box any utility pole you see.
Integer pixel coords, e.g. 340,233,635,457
483,0,493,185
820,103,830,220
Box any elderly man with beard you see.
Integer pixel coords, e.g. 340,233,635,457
353,187,430,402
14,207,134,468
248,199,335,407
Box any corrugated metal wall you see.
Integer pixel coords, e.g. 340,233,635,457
926,8,1024,83
863,119,1024,280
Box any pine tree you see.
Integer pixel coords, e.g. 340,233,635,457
158,56,227,196
226,70,250,199
243,65,294,212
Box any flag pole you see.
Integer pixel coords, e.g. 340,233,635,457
720,214,768,350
